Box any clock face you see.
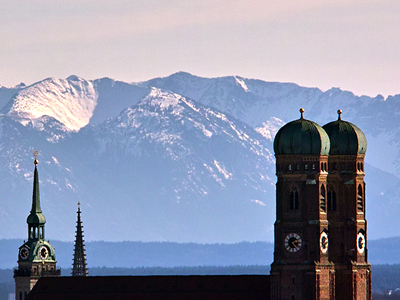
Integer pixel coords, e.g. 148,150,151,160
39,246,48,260
320,232,328,253
285,233,302,252
19,247,29,260
357,232,365,254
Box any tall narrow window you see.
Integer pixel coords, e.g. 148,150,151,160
357,184,363,212
327,187,336,211
289,188,299,210
320,185,326,212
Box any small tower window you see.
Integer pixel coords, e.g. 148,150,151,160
305,164,309,170
357,184,363,212
327,187,336,211
348,163,353,171
320,185,326,212
296,164,300,171
288,164,292,171
312,164,316,170
341,163,345,170
289,188,299,210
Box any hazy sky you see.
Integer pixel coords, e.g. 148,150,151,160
1,0,399,97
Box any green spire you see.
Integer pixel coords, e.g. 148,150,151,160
27,150,46,225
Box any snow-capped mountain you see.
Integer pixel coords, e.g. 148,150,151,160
0,72,399,243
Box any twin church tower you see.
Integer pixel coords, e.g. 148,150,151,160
271,109,371,299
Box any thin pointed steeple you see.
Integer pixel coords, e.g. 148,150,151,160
30,155,43,215
72,202,88,276
27,150,46,240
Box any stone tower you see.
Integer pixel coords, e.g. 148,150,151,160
270,109,334,299
322,110,371,300
270,109,371,300
14,151,60,300
72,202,88,276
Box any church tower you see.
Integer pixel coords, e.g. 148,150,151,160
270,109,371,300
323,110,371,300
72,202,88,276
14,151,59,300
270,109,334,300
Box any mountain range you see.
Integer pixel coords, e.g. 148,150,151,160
0,72,399,244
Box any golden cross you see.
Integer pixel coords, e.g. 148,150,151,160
33,149,39,165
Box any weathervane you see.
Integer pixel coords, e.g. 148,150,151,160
33,149,39,165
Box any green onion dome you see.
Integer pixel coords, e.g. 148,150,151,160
322,110,367,155
274,108,330,155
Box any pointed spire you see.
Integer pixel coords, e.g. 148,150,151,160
72,202,88,276
27,149,46,226
31,160,41,214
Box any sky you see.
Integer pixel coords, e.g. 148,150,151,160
1,0,399,97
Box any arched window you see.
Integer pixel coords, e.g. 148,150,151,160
289,188,299,210
327,187,336,211
357,184,363,212
288,164,292,171
320,185,326,212
305,164,309,170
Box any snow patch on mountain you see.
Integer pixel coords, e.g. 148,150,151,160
255,117,286,141
235,76,249,92
213,160,232,180
5,76,98,131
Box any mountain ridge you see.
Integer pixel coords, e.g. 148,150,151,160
0,72,398,244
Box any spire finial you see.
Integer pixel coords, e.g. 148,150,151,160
337,109,342,120
33,149,39,166
300,108,305,119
